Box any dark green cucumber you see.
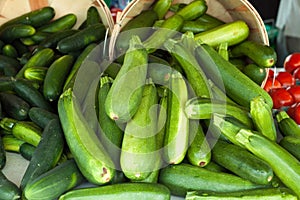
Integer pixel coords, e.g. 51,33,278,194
12,78,53,111
0,55,21,76
2,44,18,58
279,135,300,161
0,76,14,92
276,111,300,137
12,39,30,56
38,13,77,33
43,55,74,102
86,6,102,26
19,142,36,160
38,29,78,48
230,40,277,68
0,24,36,43
57,23,106,53
20,31,51,46
0,7,55,30
185,187,298,200
28,107,58,129
24,66,47,83
211,140,274,185
0,92,30,120
23,159,85,200
242,63,267,85
20,118,64,189
59,182,171,200
158,163,269,197
0,171,21,200
195,43,273,109
0,135,6,169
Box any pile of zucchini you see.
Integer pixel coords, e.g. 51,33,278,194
1,0,300,199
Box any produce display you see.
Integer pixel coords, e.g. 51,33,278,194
1,0,300,200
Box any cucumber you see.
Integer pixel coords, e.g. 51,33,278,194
24,66,48,83
195,43,273,109
0,24,36,43
230,40,277,68
105,35,148,123
242,63,267,85
279,135,300,160
158,163,269,197
12,78,53,111
2,44,18,58
38,13,77,33
20,118,64,189
20,31,51,46
0,171,21,200
194,20,249,47
19,142,36,160
58,182,171,200
0,92,30,120
163,71,189,164
58,88,115,185
0,55,21,76
236,129,300,197
211,140,274,185
0,76,14,92
185,187,298,200
57,23,106,53
43,55,74,102
86,6,102,26
23,159,85,200
12,121,42,147
0,135,6,169
0,6,55,30
120,80,158,181
38,29,78,48
28,107,58,129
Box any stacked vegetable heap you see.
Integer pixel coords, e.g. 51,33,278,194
1,0,300,199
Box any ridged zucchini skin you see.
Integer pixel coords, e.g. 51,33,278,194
58,88,115,185
23,159,85,200
158,163,270,197
58,182,171,200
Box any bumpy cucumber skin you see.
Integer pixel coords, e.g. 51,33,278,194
58,88,115,185
28,107,58,129
0,171,21,200
58,183,171,200
38,13,77,33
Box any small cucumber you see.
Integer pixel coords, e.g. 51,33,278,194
230,40,277,68
0,171,21,200
2,44,18,58
19,142,36,160
105,35,148,123
24,66,48,83
43,55,74,102
86,6,102,26
242,63,267,85
28,107,58,129
0,24,36,43
59,182,171,200
0,55,21,76
38,29,78,48
185,187,298,200
58,88,115,185
0,76,14,92
120,80,159,181
163,71,189,164
279,135,300,160
211,140,274,185
57,23,106,53
0,92,30,120
20,31,51,46
158,163,269,197
38,13,77,33
194,20,250,47
23,159,85,200
12,121,42,147
20,118,64,189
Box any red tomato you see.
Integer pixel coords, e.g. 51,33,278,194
284,52,300,73
110,7,122,23
263,77,282,93
287,85,300,103
269,88,294,109
287,103,300,124
268,69,274,78
276,71,296,88
293,66,300,80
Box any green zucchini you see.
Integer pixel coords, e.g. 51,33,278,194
176,0,207,21
12,121,42,147
58,88,115,185
23,159,85,200
0,135,6,169
158,163,269,197
152,0,172,19
59,182,171,200
20,118,64,189
279,135,300,160
28,107,58,129
2,134,25,153
276,111,300,137
195,43,273,109
241,63,267,85
0,92,30,120
0,171,21,200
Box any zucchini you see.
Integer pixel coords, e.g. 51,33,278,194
12,121,42,147
2,134,25,153
0,171,21,200
236,129,300,197
105,35,148,123
23,159,85,200
279,135,300,160
241,63,267,85
43,55,74,102
28,107,58,129
20,118,64,189
59,182,171,200
211,140,274,185
58,88,115,185
176,0,207,21
276,110,300,137
57,23,106,53
194,20,249,47
152,0,172,20
0,135,6,169
0,92,30,120
195,43,273,109
158,163,269,197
